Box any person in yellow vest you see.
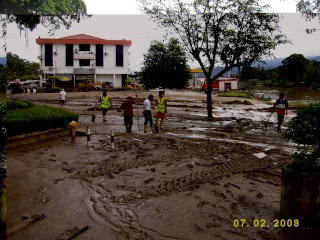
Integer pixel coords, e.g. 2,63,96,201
155,91,167,132
98,90,112,122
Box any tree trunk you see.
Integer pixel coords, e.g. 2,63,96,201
206,77,213,118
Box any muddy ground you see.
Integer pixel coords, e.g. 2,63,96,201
6,90,320,240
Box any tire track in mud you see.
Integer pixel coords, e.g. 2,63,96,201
68,134,275,239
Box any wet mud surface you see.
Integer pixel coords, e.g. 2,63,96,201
6,90,320,239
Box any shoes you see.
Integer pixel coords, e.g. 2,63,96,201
277,126,281,132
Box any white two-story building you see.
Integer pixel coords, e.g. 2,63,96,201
36,34,132,88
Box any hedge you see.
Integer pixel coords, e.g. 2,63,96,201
3,99,79,136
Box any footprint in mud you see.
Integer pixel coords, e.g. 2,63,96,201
41,196,52,203
144,178,154,184
193,224,204,233
255,192,264,199
226,190,234,197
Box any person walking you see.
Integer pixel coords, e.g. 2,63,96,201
99,90,112,122
59,88,66,108
273,92,288,132
143,95,155,134
155,91,167,132
120,94,137,133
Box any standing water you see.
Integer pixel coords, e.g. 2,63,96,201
249,85,320,103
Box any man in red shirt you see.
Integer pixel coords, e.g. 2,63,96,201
120,94,137,133
273,92,288,132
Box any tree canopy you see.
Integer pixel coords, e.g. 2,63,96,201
138,0,289,117
296,0,320,33
6,52,39,78
141,38,191,89
0,0,89,37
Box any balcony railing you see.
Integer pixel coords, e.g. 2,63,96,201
74,51,95,60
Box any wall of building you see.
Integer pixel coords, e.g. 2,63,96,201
39,43,130,85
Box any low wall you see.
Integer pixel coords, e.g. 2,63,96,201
6,127,70,149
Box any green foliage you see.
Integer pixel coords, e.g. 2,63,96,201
141,38,191,89
279,54,309,84
1,0,89,37
19,75,40,81
285,102,320,171
6,52,40,78
296,0,320,33
3,99,34,110
47,87,62,93
5,100,79,136
7,83,20,90
125,78,134,85
217,90,253,98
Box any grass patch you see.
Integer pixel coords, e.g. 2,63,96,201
264,101,313,108
2,99,79,136
217,90,253,99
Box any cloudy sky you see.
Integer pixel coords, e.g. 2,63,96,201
3,1,320,72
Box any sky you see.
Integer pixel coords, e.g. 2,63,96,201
2,0,320,72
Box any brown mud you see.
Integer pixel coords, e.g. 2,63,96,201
6,90,320,240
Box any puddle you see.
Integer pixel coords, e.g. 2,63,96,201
166,132,207,139
187,127,212,131
165,132,293,153
253,152,267,158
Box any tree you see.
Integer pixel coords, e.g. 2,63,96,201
303,60,320,86
141,38,191,89
241,65,260,81
138,0,289,117
296,0,320,33
0,0,89,37
280,54,309,84
7,52,39,78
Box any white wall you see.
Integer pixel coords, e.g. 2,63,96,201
40,43,130,78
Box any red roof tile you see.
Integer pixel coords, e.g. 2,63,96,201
36,34,132,46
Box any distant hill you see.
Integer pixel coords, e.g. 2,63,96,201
195,55,320,78
0,57,6,66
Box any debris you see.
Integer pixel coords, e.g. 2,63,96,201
57,224,89,240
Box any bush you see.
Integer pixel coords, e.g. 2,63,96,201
47,87,62,93
285,102,320,172
4,100,79,136
4,99,34,110
44,83,53,89
7,83,21,90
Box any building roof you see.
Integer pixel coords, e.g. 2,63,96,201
36,34,132,45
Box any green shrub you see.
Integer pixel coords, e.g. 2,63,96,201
48,87,62,93
7,83,21,90
5,100,79,136
4,99,34,110
44,83,53,89
285,102,320,172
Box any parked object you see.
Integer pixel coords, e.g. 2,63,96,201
202,77,239,92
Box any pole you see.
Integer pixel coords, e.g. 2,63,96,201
111,129,114,149
136,94,140,132
86,125,91,147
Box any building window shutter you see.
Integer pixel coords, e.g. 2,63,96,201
116,45,123,67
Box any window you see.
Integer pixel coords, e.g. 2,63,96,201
79,59,90,66
96,44,103,66
45,44,53,66
116,45,123,67
79,44,90,51
66,44,73,66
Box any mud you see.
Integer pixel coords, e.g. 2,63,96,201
6,90,320,240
